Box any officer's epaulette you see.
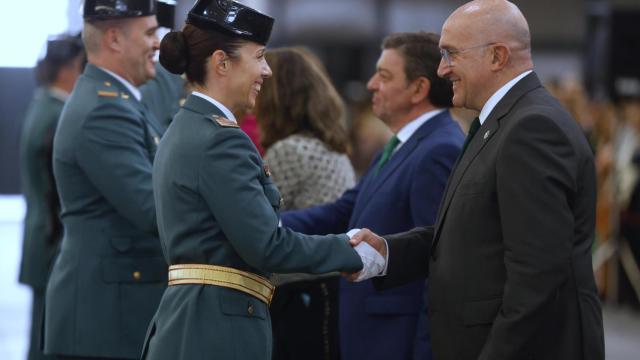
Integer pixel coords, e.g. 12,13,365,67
97,81,130,99
209,114,239,128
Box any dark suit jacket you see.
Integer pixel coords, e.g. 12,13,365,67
46,64,166,358
141,94,362,360
19,88,64,290
376,73,604,360
283,110,463,360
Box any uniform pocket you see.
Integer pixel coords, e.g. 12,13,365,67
261,181,282,210
101,256,167,283
220,288,268,320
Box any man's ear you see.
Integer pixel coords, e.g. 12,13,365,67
104,27,123,52
411,77,431,104
211,50,229,75
490,44,510,71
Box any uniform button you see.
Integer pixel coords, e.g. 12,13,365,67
133,271,142,281
247,304,254,316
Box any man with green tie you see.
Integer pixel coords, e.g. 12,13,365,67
45,1,167,359
280,32,464,360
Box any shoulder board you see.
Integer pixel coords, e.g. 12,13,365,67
210,115,239,128
97,90,118,97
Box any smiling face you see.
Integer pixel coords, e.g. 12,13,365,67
366,49,416,130
227,41,272,114
120,15,159,86
437,16,495,111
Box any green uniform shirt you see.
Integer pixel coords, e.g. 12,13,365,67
45,64,166,359
142,93,362,360
19,87,65,290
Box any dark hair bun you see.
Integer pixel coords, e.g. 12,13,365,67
159,31,188,75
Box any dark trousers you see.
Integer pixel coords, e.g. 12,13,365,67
27,288,53,360
270,277,340,360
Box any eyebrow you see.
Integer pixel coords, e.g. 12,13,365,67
377,67,391,76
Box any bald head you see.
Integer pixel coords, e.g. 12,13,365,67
437,0,534,111
447,0,531,61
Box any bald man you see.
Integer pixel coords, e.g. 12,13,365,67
350,1,605,359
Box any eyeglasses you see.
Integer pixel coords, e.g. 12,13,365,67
439,43,496,66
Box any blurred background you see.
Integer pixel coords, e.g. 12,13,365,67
1,0,640,358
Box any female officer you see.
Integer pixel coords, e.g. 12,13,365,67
141,1,378,359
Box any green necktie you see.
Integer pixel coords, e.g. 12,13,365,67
460,117,481,155
375,135,400,176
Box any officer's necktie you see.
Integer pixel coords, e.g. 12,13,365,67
375,135,400,176
460,117,481,155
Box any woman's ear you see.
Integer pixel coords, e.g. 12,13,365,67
211,50,229,75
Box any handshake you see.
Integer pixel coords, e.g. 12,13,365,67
344,228,388,282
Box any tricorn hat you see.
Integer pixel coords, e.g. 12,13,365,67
156,0,176,29
83,0,157,21
187,0,274,45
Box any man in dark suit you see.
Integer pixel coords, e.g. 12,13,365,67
45,1,168,359
350,1,605,359
19,35,84,360
282,32,464,360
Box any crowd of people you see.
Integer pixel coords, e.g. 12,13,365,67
17,0,631,359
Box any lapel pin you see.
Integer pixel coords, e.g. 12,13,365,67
484,130,490,139
153,136,160,145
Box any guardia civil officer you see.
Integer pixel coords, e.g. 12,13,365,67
45,1,167,359
19,34,84,360
140,1,379,359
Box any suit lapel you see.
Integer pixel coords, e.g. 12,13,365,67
431,72,544,250
352,111,452,220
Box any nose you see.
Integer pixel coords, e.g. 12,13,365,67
262,60,272,78
437,57,450,79
366,74,378,91
152,33,160,51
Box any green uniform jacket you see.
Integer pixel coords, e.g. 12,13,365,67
19,87,65,290
141,63,185,128
142,94,363,360
45,64,167,359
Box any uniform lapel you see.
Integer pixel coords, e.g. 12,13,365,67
431,72,543,251
181,94,227,118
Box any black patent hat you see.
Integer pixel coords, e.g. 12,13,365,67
156,1,176,29
187,0,274,45
45,34,84,63
83,0,157,21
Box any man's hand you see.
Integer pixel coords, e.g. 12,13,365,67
350,228,387,259
343,228,388,282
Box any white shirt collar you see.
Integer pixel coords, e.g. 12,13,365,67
48,86,70,102
99,67,142,101
396,109,445,144
478,70,532,125
191,91,237,123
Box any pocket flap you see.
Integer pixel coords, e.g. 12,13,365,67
260,180,281,208
220,288,267,319
101,256,167,283
463,297,501,326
